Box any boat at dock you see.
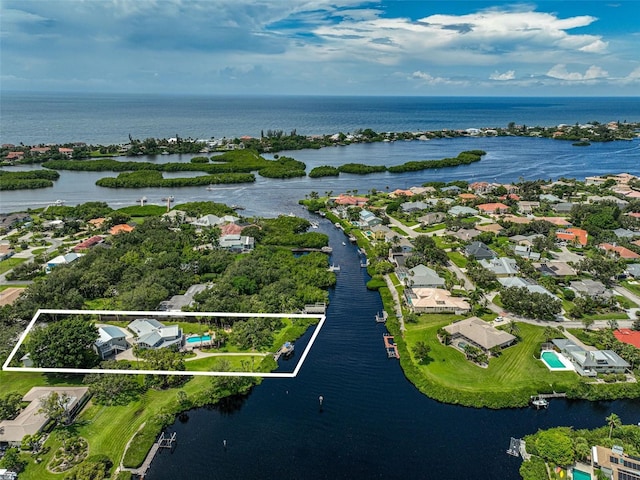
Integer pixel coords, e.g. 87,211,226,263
375,311,388,323
530,396,549,409
274,341,294,360
383,334,399,359
348,234,357,243
328,264,341,272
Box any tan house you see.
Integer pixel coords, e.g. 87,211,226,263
592,445,640,479
404,288,470,314
443,317,516,352
0,387,90,446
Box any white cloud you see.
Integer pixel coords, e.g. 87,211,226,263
546,64,609,81
490,70,515,81
409,71,466,86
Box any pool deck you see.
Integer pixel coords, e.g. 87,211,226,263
540,350,575,372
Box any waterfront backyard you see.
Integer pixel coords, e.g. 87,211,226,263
399,314,581,407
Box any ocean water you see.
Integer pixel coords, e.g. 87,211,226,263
1,92,639,145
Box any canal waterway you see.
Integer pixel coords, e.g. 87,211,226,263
1,135,639,215
145,221,640,480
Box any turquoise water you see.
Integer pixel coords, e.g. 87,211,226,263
572,468,592,480
187,335,211,344
541,351,565,369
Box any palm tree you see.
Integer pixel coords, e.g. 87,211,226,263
606,413,621,438
507,320,520,336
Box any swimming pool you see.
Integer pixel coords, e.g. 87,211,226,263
572,468,592,480
187,335,211,344
540,350,574,371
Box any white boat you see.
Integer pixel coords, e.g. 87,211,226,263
531,396,549,409
328,264,340,272
342,241,346,246
206,185,215,191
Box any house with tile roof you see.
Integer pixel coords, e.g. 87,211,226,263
556,227,588,246
404,288,470,314
599,243,640,260
477,203,510,214
444,317,516,352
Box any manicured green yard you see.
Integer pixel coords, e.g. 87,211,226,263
399,315,580,407
185,354,263,371
621,281,640,297
0,257,26,275
415,223,446,233
447,251,468,268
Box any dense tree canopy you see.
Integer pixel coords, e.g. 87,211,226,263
27,318,99,369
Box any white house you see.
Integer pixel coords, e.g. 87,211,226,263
94,326,130,359
127,318,184,350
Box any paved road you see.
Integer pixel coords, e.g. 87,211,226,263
446,261,475,291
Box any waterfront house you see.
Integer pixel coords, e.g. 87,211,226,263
479,257,519,277
398,264,446,288
94,326,130,359
0,387,90,447
592,445,640,480
404,288,470,314
128,318,184,350
333,194,368,207
444,317,516,353
369,224,395,241
551,339,629,376
58,147,74,157
358,209,382,228
465,241,496,260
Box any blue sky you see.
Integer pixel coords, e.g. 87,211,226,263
1,0,639,96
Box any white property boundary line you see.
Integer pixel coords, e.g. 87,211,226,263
2,309,325,378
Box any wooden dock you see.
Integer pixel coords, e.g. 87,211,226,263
383,334,399,359
120,431,176,478
536,392,567,399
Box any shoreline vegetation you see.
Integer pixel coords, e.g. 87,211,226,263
0,204,333,479
1,119,638,190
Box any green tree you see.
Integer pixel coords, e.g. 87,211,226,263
412,341,431,363
84,362,143,405
27,318,99,369
39,391,72,426
535,429,576,466
0,447,26,472
606,413,621,438
0,392,23,420
519,456,548,480
582,317,595,331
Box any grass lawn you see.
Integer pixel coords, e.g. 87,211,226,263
185,355,263,371
581,311,628,321
415,223,446,233
617,294,638,309
0,257,26,275
0,284,28,292
19,375,212,479
621,281,640,297
447,251,468,268
400,315,580,407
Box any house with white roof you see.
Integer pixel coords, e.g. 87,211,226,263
46,252,83,273
404,288,470,314
127,318,183,350
219,234,255,252
552,339,629,376
448,205,478,217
